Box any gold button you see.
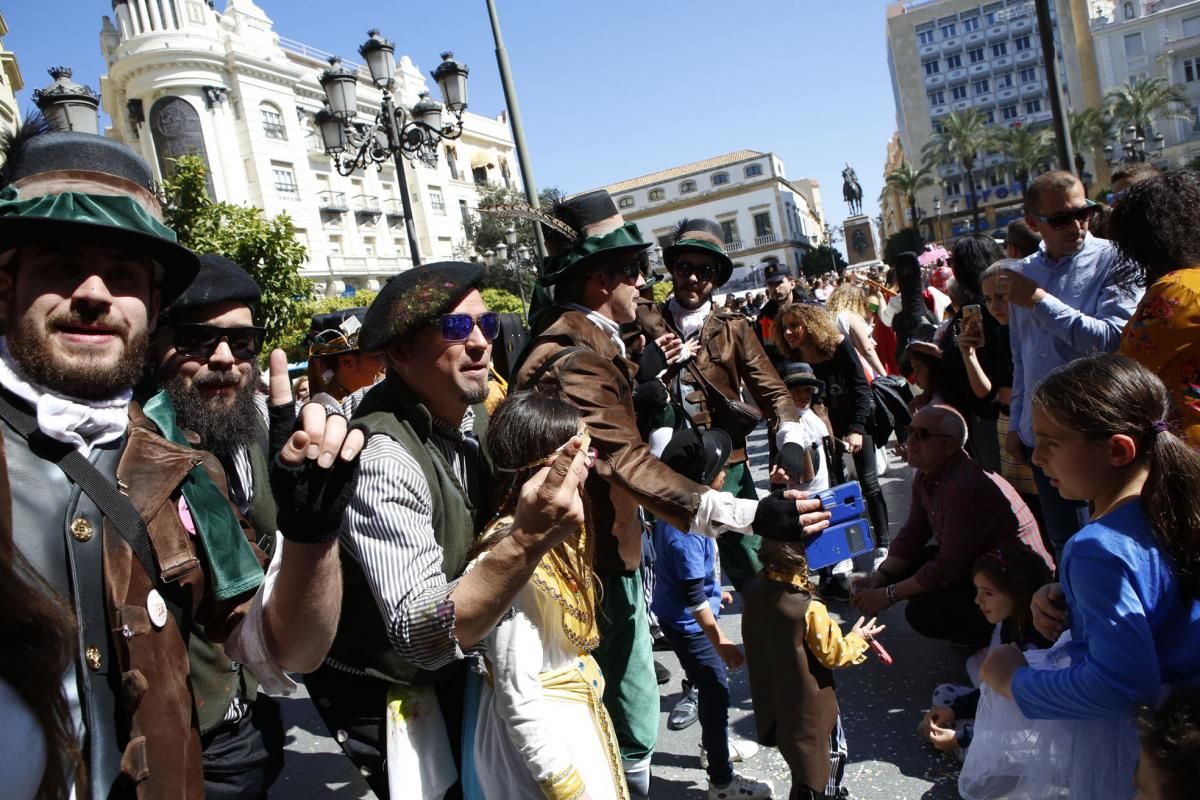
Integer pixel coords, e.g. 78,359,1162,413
70,518,94,542
85,646,102,672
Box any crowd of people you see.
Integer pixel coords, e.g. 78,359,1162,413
3,112,1200,800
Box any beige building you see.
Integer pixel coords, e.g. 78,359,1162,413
886,0,1102,240
879,131,910,240
0,12,23,142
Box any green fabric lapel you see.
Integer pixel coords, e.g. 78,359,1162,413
142,391,264,601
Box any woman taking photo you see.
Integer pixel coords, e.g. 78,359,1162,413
772,303,890,569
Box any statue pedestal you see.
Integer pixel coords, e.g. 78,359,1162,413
841,215,880,267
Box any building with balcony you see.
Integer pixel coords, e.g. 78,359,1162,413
0,12,23,143
596,150,826,293
97,0,520,295
1089,0,1200,169
886,0,1103,240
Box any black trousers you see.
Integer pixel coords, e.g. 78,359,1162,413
848,431,890,548
902,546,992,646
201,694,285,800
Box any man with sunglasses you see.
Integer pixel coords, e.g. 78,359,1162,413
1004,170,1142,556
851,405,1052,646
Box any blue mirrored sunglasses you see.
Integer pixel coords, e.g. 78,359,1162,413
438,312,501,342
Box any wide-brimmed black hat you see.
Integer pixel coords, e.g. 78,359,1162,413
164,254,261,320
307,307,368,358
660,427,733,486
359,261,485,351
664,218,734,287
0,125,199,304
779,361,825,393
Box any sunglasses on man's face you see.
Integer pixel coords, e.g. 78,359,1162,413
1029,202,1098,230
907,426,957,443
671,260,718,282
437,312,501,343
170,323,265,360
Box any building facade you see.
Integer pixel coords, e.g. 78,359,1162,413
600,150,826,292
98,0,520,295
886,0,1102,240
879,131,910,239
0,12,23,141
1090,0,1200,169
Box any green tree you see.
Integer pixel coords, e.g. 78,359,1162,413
274,291,378,363
993,124,1054,185
883,228,926,267
884,160,934,232
1106,75,1190,140
922,108,994,232
480,287,526,322
161,155,313,354
802,244,849,278
652,280,673,304
1069,107,1113,184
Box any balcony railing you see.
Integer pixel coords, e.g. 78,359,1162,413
754,233,777,247
724,239,744,253
318,191,349,213
382,198,405,218
320,255,407,276
353,194,381,216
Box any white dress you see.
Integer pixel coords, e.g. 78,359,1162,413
472,553,625,800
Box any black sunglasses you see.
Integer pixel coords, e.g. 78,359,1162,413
1029,202,1098,230
671,260,718,282
170,323,265,359
908,427,957,442
437,312,501,343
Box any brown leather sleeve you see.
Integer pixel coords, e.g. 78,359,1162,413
736,317,798,428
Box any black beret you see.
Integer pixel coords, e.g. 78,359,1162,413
359,261,486,351
163,253,260,319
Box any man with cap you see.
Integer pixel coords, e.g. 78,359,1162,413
0,122,356,799
304,261,591,799
306,306,384,402
515,191,832,798
757,260,808,357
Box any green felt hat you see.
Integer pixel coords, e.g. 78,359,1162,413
663,218,734,287
537,190,650,286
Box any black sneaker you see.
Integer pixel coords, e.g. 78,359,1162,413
668,680,699,730
654,659,671,685
820,574,852,603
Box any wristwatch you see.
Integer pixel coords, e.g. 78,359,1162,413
886,584,899,605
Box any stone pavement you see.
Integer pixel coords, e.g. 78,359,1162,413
269,426,969,799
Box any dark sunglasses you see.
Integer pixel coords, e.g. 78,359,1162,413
1029,202,1098,230
907,427,957,442
671,260,718,282
437,312,501,342
170,323,265,359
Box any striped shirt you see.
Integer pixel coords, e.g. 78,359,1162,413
224,394,270,515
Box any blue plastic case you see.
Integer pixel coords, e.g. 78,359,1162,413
805,481,874,570
816,481,866,526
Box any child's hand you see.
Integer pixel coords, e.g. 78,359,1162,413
720,591,734,609
850,616,886,640
1032,582,1069,642
716,642,745,670
927,722,960,753
927,705,956,727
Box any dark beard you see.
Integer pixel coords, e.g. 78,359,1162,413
462,384,489,405
8,308,148,399
163,364,261,456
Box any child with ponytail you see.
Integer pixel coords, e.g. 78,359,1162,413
979,353,1200,796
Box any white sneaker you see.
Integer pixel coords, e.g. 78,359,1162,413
700,735,759,768
707,772,773,799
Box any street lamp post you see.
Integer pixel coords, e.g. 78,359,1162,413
933,196,943,243
33,67,100,134
502,224,530,317
316,30,470,267
1103,124,1165,166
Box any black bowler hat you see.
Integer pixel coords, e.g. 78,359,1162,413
307,307,368,358
164,254,261,320
664,218,734,287
0,123,199,303
359,261,486,351
763,261,795,283
660,427,733,487
779,361,825,393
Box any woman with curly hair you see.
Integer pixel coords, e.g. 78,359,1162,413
1109,169,1200,447
824,284,888,378
772,303,890,572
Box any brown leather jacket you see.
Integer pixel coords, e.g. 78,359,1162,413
641,302,797,463
516,309,704,571
0,403,266,799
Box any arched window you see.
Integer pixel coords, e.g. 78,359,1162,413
261,102,287,140
744,164,764,177
712,172,730,186
1124,2,1135,19
648,188,666,201
618,196,635,209
680,180,696,193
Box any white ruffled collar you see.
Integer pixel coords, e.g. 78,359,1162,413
667,298,712,341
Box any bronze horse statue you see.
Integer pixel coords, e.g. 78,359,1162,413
842,164,863,216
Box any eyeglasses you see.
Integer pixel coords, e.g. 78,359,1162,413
170,323,265,360
1029,202,1098,230
437,312,501,343
671,260,718,282
907,427,957,442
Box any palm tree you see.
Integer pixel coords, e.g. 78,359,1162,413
1069,107,1113,184
884,160,935,232
922,108,993,231
1106,75,1190,140
993,124,1054,185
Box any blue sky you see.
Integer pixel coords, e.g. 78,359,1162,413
6,0,897,236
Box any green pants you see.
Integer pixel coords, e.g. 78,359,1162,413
718,460,763,591
593,569,658,762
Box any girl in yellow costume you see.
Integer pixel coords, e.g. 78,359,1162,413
469,390,628,800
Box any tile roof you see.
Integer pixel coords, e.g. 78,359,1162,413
603,150,767,194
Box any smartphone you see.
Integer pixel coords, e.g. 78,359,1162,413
961,304,983,345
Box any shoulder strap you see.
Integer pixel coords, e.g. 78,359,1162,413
520,345,587,390
0,392,159,583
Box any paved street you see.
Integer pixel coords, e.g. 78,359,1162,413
269,426,967,799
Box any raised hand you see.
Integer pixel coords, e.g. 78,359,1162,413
509,433,592,558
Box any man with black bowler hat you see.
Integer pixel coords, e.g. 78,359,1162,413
305,261,591,799
0,121,355,799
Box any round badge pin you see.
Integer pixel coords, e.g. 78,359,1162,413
147,589,169,629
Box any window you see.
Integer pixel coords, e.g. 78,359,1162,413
753,212,773,238
945,180,962,195
932,120,945,134
471,166,488,185
445,146,460,181
1015,35,1032,51
1124,32,1145,57
648,188,665,201
680,180,696,193
947,54,963,69
996,73,1014,88
1024,99,1042,114
720,220,739,244
429,187,445,213
744,164,764,177
1020,67,1038,82
656,234,673,251
1185,57,1200,83
974,78,990,94
363,236,376,257
942,23,957,38
928,90,946,106
712,172,730,186
985,9,998,25
328,235,342,256
271,162,299,199
985,109,996,124
1001,104,1019,120
261,103,287,140
962,17,980,32
969,48,986,63
459,199,470,231
919,29,935,45
992,42,1008,57
1184,15,1200,37
1192,105,1200,132
923,59,941,75
1124,2,1135,20
619,196,634,209
952,86,968,100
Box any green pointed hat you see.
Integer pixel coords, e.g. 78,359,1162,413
663,217,734,287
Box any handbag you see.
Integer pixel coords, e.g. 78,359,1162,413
683,359,762,439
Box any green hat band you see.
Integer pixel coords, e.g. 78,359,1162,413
541,221,646,285
0,185,179,244
670,238,727,260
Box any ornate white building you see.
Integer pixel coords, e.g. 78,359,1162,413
98,0,520,295
0,11,23,142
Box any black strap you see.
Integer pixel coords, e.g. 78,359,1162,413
0,392,160,583
520,345,587,390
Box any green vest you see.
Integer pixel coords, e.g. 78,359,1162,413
327,375,491,685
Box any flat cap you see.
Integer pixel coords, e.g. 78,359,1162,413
360,261,486,351
164,253,260,319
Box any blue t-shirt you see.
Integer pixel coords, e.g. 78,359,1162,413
651,519,720,637
1012,500,1200,720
